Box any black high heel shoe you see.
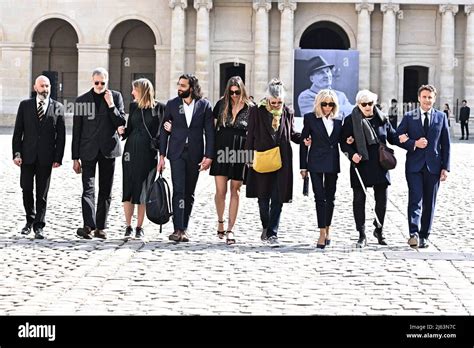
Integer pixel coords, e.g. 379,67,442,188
217,220,225,239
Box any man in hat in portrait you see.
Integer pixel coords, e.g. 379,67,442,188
298,55,354,118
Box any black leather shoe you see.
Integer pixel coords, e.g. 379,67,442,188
77,226,93,239
124,226,133,240
373,229,388,245
21,223,32,235
260,228,268,242
94,229,107,239
419,237,430,248
356,230,367,248
34,228,45,239
135,227,145,239
459,137,464,140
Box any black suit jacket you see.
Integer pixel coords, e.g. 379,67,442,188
159,96,215,163
300,113,342,173
72,88,126,161
12,98,66,166
460,106,470,122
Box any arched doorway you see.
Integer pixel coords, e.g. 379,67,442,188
219,62,246,98
299,21,350,50
32,19,78,102
403,66,429,109
109,20,156,109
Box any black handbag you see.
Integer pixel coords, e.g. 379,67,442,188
141,107,163,151
378,142,397,170
303,175,309,196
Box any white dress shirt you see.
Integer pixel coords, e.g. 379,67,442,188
183,99,195,128
321,116,334,137
36,96,50,114
420,107,432,126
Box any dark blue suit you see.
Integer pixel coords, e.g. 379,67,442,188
397,108,451,238
159,96,215,231
300,113,342,228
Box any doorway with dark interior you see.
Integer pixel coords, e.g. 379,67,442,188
219,63,245,99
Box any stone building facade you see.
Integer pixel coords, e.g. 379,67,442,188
0,0,472,119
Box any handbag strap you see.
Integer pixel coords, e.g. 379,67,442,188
141,105,165,141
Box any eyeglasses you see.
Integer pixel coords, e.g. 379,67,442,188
94,81,106,86
321,102,336,107
269,100,283,106
360,101,374,107
229,90,241,96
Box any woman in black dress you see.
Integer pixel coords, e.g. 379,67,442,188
210,76,253,245
118,78,167,240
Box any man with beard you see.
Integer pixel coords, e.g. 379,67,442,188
298,55,354,118
158,74,215,242
72,68,126,240
12,75,66,239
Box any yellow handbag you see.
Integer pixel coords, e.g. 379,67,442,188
253,146,282,173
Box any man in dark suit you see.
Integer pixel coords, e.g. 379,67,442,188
397,84,451,248
72,68,126,239
158,74,215,242
459,99,470,140
12,75,66,239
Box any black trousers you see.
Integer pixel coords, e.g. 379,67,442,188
257,176,283,238
170,147,200,231
352,183,388,232
81,152,115,230
310,172,338,228
461,120,469,138
20,161,52,229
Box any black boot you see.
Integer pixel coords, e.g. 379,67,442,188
373,220,387,245
356,227,367,248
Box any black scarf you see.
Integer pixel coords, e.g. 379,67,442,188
351,106,387,161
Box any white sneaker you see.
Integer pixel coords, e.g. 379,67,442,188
267,235,279,247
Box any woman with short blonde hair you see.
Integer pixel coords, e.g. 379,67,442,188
300,89,343,248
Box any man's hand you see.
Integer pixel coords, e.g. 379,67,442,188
52,162,61,168
440,169,448,182
399,133,409,143
352,153,362,164
13,157,22,167
300,169,308,179
415,137,428,149
164,121,172,132
73,159,82,174
157,156,166,173
117,126,125,135
199,157,212,171
104,90,114,108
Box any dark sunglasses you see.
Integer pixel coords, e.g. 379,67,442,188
360,101,374,107
270,101,283,106
229,90,241,96
94,81,106,86
321,102,336,107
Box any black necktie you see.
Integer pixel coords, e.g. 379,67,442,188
38,100,45,121
423,112,429,135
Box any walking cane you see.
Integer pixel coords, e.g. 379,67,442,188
344,152,383,229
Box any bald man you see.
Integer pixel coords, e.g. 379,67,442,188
12,75,66,239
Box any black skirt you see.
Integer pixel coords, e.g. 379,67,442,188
210,127,247,182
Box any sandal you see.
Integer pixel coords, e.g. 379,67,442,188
226,231,236,245
217,220,225,239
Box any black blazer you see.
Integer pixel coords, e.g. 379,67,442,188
159,96,215,163
12,98,66,166
72,88,126,161
300,113,342,173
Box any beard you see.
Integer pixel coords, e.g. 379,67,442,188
37,91,49,100
178,88,191,98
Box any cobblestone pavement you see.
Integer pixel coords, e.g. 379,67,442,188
0,125,473,315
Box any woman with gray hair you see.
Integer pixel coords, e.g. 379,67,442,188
340,89,400,247
245,78,302,246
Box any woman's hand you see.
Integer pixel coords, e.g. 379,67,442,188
303,137,312,146
164,121,172,132
346,136,354,144
300,170,308,179
117,126,125,135
399,134,409,143
352,153,362,164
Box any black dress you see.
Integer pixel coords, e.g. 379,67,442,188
122,102,165,204
210,98,250,181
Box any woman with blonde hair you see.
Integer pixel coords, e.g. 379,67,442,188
300,89,343,248
210,76,254,245
118,78,168,240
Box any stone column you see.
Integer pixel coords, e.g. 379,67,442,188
169,0,187,97
76,44,110,95
380,3,400,108
194,0,212,98
155,45,170,102
356,3,374,91
278,0,297,106
439,4,459,108
253,0,271,99
0,42,34,115
464,5,474,112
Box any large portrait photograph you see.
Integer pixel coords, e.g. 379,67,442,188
294,49,359,118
